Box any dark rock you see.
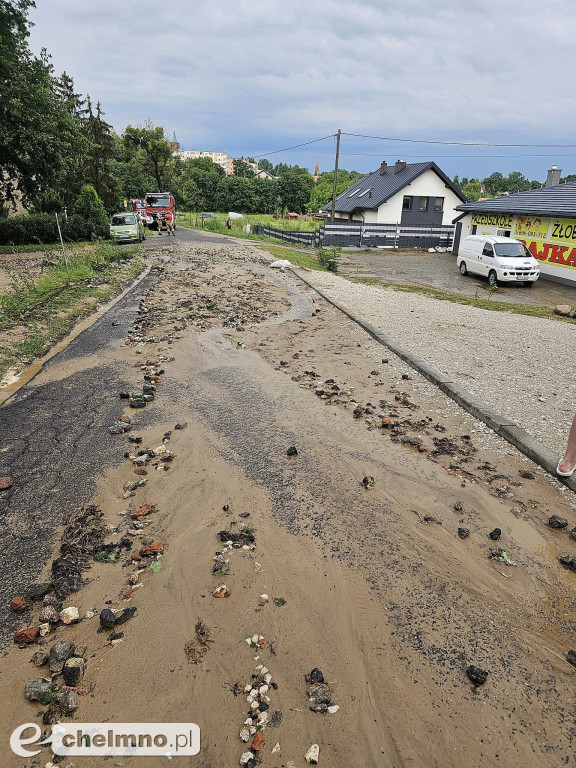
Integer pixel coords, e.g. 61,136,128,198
489,528,502,541
559,555,576,572
25,678,53,704
54,689,79,714
114,606,137,625
569,527,576,541
25,581,54,600
453,500,464,511
549,515,569,530
307,683,331,705
62,657,85,686
566,650,576,668
174,422,188,430
119,392,130,399
268,709,283,727
43,709,55,725
308,668,325,684
31,652,49,667
466,665,489,686
99,609,117,629
287,446,298,456
49,641,75,673
457,528,470,539
258,701,269,712
108,631,124,642
362,476,375,489
128,436,143,444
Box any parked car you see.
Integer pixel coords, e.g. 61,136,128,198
457,235,540,287
110,212,145,243
201,212,221,220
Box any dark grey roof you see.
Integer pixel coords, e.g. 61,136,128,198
456,183,576,218
322,161,466,213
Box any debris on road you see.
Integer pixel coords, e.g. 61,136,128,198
549,515,568,530
305,743,320,764
466,665,489,686
489,528,502,541
489,548,517,566
362,475,375,489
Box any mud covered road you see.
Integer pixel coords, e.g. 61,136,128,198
1,238,575,768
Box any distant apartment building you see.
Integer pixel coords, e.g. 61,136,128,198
176,148,258,176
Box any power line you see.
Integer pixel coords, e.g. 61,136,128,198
341,152,576,159
251,134,336,159
342,132,576,148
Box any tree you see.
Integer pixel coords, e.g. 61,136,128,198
258,159,274,174
463,181,482,202
483,172,506,196
506,171,530,194
278,169,314,213
179,157,224,211
215,176,257,212
123,121,174,191
310,179,354,211
233,158,255,178
0,1,85,209
73,184,108,233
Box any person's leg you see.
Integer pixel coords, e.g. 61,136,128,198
558,413,576,473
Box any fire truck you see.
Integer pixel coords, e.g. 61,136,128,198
143,192,176,231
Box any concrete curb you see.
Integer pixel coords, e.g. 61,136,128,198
291,269,576,494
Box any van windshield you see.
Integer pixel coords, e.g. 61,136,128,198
494,242,529,257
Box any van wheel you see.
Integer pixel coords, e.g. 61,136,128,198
459,261,468,276
488,270,497,286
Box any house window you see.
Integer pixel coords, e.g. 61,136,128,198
403,196,413,210
418,197,429,212
434,197,444,212
358,188,372,198
348,189,360,198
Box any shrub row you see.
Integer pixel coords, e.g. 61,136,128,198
0,213,108,246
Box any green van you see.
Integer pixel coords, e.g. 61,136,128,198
110,212,145,243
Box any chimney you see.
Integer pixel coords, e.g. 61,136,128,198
394,159,406,174
545,165,561,187
379,161,388,175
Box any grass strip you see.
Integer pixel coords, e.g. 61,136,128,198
256,245,326,271
351,277,576,324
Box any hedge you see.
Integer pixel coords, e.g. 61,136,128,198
0,213,109,246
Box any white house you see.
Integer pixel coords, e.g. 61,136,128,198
324,160,466,226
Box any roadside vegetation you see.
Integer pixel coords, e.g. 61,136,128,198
353,277,576,324
0,242,143,383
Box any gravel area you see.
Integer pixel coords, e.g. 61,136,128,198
298,269,576,458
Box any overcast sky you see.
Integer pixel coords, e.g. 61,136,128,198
27,0,576,182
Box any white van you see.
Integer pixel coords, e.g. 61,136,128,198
457,235,540,287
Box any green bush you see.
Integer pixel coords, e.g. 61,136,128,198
73,185,109,230
0,212,108,245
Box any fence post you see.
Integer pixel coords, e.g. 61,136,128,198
394,223,398,250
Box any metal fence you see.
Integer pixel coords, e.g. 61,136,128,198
259,226,316,247
322,222,455,249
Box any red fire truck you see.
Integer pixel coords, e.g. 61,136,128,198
143,192,175,231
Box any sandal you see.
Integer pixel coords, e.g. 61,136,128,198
556,459,576,477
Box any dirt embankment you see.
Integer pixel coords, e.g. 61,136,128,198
1,241,575,768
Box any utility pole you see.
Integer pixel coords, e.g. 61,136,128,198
330,129,341,223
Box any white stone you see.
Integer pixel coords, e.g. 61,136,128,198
239,729,250,743
39,623,50,637
60,607,79,624
260,666,268,675
250,701,259,710
244,718,252,727
259,685,269,695
251,634,259,644
305,744,320,764
272,743,281,755
264,673,272,684
85,610,95,619
244,684,252,692
240,752,254,765
257,711,268,725
328,705,340,714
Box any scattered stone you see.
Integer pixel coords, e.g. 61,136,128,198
54,688,80,714
49,641,75,673
488,528,502,541
305,744,320,764
174,422,188,430
554,304,575,317
14,626,40,645
0,476,13,490
251,732,265,752
10,596,27,612
362,475,375,489
466,665,489,686
24,678,53,704
272,742,281,754
99,609,117,629
25,581,54,600
273,597,287,607
31,652,49,667
519,469,535,479
559,555,576,572
39,623,51,637
239,729,250,743
39,605,59,624
307,668,325,684
566,650,576,668
308,683,332,712
62,657,85,686
268,710,283,727
453,500,464,511
109,420,132,435
457,528,469,539
286,446,298,456
569,527,576,541
60,606,80,625
213,585,231,598
327,704,340,714
549,515,569,530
